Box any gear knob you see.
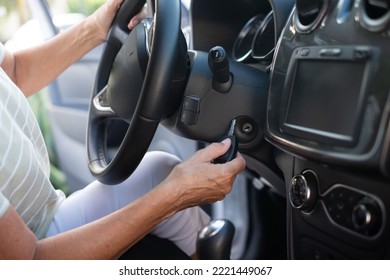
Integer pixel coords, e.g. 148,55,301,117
196,219,235,260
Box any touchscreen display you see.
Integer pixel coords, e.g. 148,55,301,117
284,60,366,143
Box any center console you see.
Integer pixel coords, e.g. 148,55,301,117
267,0,390,259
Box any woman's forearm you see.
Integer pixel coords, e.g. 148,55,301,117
0,138,245,260
0,177,180,260
31,140,243,259
35,185,179,260
12,16,104,96
7,0,124,96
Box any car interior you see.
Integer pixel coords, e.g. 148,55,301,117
11,0,390,259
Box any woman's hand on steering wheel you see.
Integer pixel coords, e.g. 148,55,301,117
92,0,147,42
128,5,148,29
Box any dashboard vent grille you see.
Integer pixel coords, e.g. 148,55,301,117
359,0,390,32
294,0,330,33
365,0,389,19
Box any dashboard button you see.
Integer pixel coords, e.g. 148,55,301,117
289,170,318,213
354,48,371,60
351,197,382,236
323,186,383,236
319,48,342,57
299,48,310,56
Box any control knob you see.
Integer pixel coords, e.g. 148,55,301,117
352,197,382,236
289,170,318,213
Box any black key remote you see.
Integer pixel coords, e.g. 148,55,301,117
213,119,238,164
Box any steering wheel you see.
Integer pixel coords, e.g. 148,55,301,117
87,0,184,185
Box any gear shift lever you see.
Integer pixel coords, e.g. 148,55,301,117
196,219,235,260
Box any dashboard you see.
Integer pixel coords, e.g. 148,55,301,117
189,0,390,259
176,0,390,259
266,0,390,259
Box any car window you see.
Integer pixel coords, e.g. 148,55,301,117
0,0,30,43
0,0,103,43
65,0,105,15
47,0,105,19
43,0,104,33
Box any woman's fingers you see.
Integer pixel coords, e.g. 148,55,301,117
191,139,232,163
128,5,149,29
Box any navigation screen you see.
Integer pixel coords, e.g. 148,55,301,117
284,59,366,144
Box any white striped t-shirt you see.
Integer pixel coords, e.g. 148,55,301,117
0,43,65,239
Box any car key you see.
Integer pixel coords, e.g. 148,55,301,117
213,119,238,164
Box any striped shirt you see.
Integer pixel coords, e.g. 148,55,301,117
0,43,65,239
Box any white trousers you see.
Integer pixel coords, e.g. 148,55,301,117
46,151,210,256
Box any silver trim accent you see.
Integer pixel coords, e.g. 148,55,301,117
293,0,330,34
93,85,115,115
251,11,275,60
198,220,226,239
232,14,264,62
142,17,154,56
356,0,390,32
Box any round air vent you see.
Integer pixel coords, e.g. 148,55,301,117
294,0,330,33
358,0,390,32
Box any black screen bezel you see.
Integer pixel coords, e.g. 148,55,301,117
280,46,373,147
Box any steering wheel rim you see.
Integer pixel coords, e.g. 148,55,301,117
87,0,182,185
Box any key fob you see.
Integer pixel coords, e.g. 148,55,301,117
213,135,238,164
213,119,238,164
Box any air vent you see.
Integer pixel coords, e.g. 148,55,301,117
294,0,330,33
365,0,389,19
358,0,390,32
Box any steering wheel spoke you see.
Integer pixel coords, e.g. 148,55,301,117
92,85,118,119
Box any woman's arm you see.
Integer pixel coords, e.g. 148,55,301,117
0,0,139,97
0,140,246,260
0,182,178,260
0,184,179,259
